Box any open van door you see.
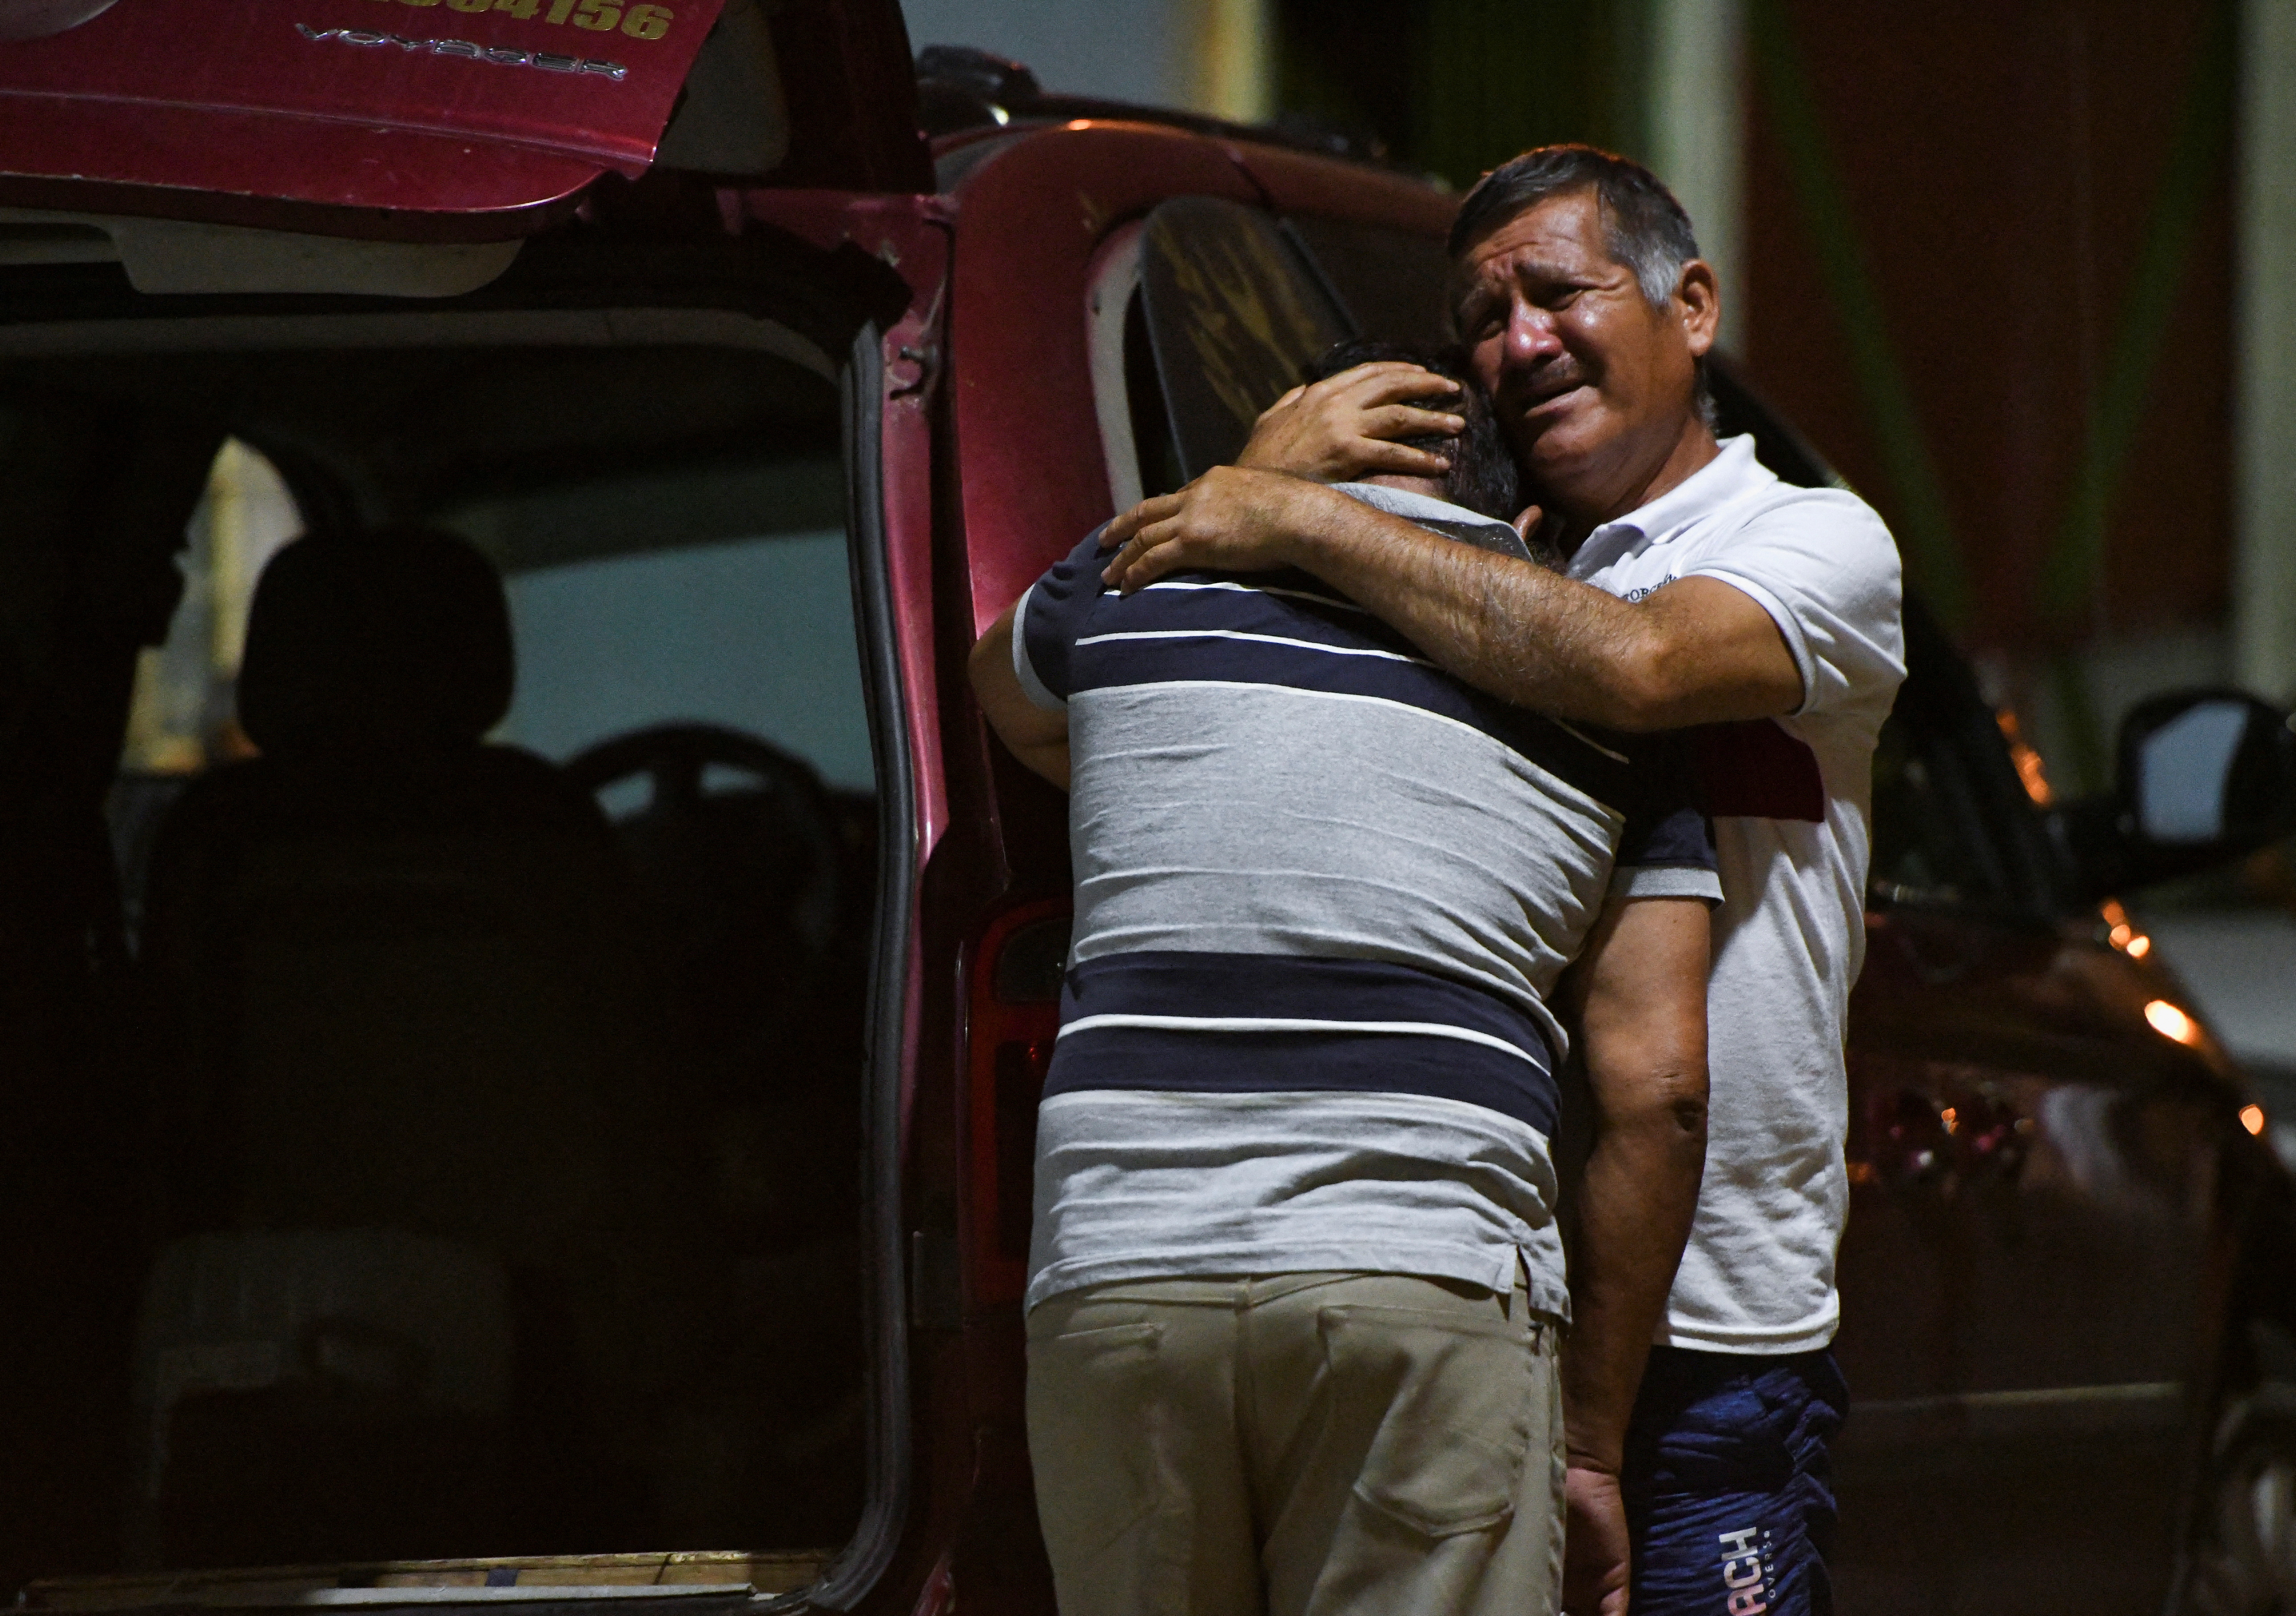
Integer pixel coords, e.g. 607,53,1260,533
0,0,928,289
0,0,944,1608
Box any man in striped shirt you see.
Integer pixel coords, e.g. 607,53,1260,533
969,349,1717,1616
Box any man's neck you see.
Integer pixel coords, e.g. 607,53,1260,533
1546,417,1721,560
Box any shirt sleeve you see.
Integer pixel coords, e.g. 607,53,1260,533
1610,733,1722,904
1683,489,1907,722
1010,524,1115,711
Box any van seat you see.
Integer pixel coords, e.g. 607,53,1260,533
132,528,676,1562
129,1230,514,1567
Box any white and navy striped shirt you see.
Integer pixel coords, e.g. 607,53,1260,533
1013,484,1721,1317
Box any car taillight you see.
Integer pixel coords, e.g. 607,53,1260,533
965,905,1069,1311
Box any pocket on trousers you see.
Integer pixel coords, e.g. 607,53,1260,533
1317,1303,1537,1539
1027,1320,1170,1562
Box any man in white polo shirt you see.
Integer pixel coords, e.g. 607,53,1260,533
1097,146,1904,1616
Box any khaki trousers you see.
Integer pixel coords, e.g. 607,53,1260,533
1024,1272,1563,1616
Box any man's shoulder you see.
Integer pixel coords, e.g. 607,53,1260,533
1037,522,1118,586
1572,449,1888,586
1708,471,1891,548
1671,478,1901,606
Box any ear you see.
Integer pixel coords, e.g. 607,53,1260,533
1511,503,1546,541
1675,259,1720,359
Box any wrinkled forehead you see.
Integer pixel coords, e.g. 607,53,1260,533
1447,252,1533,333
1447,187,1619,320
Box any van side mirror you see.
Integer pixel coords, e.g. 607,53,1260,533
2050,688,2296,900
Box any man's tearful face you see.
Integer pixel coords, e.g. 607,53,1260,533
1454,187,1705,520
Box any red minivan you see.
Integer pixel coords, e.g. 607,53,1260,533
4,8,2296,1614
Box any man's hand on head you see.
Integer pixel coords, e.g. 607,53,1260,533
1236,361,1465,484
1100,465,1352,592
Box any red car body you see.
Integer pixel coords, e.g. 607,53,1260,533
1,8,2292,1614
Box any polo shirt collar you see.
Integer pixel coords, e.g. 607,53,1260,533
1335,480,1514,532
1569,434,1770,573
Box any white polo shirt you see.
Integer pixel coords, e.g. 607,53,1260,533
1568,434,1905,1354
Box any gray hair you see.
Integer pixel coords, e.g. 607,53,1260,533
1449,144,1703,306
1448,144,1715,425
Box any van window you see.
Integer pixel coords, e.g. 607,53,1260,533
453,458,871,791
1106,203,1448,502
1134,196,1351,479
1282,215,1455,348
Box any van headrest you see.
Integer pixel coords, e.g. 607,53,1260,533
236,528,514,756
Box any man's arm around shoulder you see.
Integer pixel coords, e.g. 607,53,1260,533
1559,893,1712,1616
1098,468,1803,732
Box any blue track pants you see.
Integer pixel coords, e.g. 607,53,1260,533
1622,1345,1848,1616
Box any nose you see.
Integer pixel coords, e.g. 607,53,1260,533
1501,295,1564,372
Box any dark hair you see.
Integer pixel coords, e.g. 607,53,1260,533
1448,144,1716,427
1301,338,1522,524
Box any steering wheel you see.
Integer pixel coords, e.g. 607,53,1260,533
563,722,842,965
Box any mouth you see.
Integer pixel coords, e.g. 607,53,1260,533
1509,373,1589,424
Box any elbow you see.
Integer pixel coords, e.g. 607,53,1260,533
1667,1087,1709,1148
1646,1073,1708,1148
1670,1059,1710,1127
1599,1065,1709,1153
1602,645,1700,733
1577,621,1682,730
1602,689,1673,735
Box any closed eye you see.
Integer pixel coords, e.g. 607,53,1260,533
1455,296,1502,340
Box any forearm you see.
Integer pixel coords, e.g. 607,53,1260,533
1563,1101,1706,1471
1278,492,1806,729
1282,506,1661,728
1563,896,1712,1473
1099,468,1802,727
